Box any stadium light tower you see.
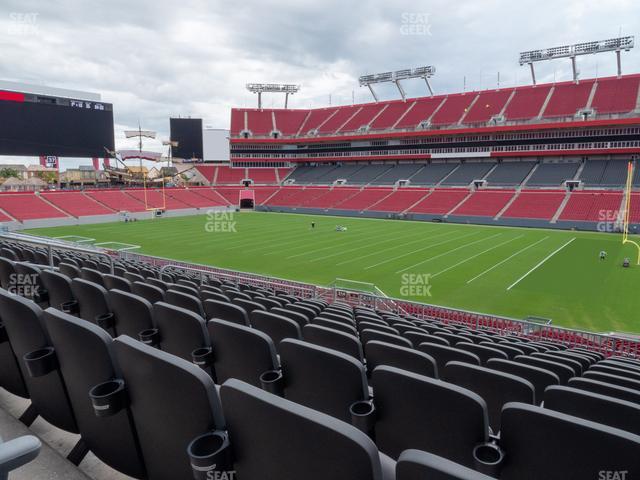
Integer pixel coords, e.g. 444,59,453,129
359,66,436,102
519,36,635,84
246,83,300,109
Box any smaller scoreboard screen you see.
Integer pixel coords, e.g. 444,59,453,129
0,90,114,158
170,118,203,161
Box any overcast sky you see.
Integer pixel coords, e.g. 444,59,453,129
1,0,639,168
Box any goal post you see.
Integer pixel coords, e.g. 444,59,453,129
622,160,640,265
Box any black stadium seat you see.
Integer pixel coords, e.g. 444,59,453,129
278,339,369,422
112,336,226,480
151,302,209,362
365,340,438,378
203,299,250,326
486,358,559,405
108,289,154,339
131,281,165,304
302,324,364,361
208,319,279,387
396,449,495,480
43,308,146,478
220,378,388,480
544,385,640,435
370,366,489,466
250,310,302,348
498,403,640,479
0,290,79,434
40,270,74,310
417,343,481,372
442,361,534,433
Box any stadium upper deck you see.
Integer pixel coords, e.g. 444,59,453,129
229,74,640,163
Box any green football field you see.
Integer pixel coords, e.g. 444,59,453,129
24,211,640,334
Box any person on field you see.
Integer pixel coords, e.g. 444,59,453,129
599,250,607,260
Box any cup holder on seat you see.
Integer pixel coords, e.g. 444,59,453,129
24,347,58,378
95,312,114,330
187,431,232,480
473,442,505,477
89,379,128,417
259,369,284,397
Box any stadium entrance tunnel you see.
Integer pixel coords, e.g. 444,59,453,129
240,198,254,209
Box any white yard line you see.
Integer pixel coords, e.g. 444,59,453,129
466,236,549,284
506,237,576,291
394,232,503,274
335,229,458,266
432,235,525,278
309,228,429,262
365,230,482,271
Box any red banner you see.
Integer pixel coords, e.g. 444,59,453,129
92,157,99,170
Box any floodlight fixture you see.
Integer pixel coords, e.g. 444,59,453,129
246,83,301,109
359,66,436,102
519,36,635,84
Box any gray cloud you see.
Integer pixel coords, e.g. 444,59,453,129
0,0,639,167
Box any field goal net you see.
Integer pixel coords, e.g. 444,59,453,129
330,278,384,295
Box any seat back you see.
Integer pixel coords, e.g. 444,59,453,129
396,450,495,480
208,319,278,387
544,385,640,435
113,336,225,480
43,309,146,478
279,339,368,422
513,355,575,384
80,267,104,287
108,289,154,339
40,270,74,310
371,366,489,465
270,307,308,329
302,324,363,361
152,302,209,361
568,377,640,405
361,329,412,349
102,274,132,292
486,358,559,404
131,281,165,304
443,361,534,433
365,340,437,378
417,343,481,372
250,310,302,349
70,278,111,328
499,403,640,480
220,379,383,480
455,343,508,365
165,289,204,318
203,299,249,326
0,290,77,433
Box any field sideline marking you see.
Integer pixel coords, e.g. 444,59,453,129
466,236,550,284
506,237,576,291
431,235,525,278
394,232,503,274
365,230,482,271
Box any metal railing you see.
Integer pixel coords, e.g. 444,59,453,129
3,232,639,358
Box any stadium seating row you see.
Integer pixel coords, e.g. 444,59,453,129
0,240,639,479
231,75,640,137
0,186,633,223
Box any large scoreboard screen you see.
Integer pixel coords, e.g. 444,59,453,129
170,118,203,161
0,90,115,157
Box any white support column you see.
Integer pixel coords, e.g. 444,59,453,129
367,84,379,102
529,63,536,85
395,80,406,101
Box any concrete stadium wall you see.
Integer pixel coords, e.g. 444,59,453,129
5,206,236,231
255,205,627,232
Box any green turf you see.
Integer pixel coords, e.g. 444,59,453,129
24,211,640,334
